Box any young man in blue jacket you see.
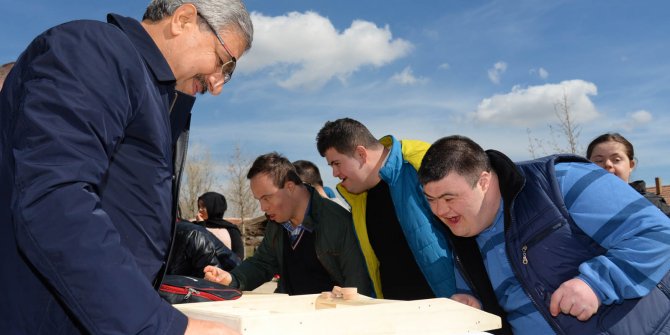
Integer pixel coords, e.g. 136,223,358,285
316,118,455,300
419,135,670,335
0,1,253,334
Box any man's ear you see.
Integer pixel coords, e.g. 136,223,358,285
169,3,198,36
284,180,296,193
478,171,491,192
355,145,367,163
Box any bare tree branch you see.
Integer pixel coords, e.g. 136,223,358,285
178,145,220,220
224,143,260,237
526,90,583,157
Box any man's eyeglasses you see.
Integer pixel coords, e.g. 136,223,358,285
199,14,236,85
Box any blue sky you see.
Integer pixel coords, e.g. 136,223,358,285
3,1,670,192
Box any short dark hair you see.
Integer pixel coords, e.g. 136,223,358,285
586,132,634,161
247,152,302,188
316,118,382,157
418,135,491,187
292,160,324,186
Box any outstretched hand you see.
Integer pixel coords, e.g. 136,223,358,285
549,278,600,321
203,265,233,286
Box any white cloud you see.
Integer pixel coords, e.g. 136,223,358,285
529,67,549,79
487,61,507,84
438,63,450,70
238,11,413,90
390,67,427,85
616,109,654,131
629,110,653,124
474,79,599,127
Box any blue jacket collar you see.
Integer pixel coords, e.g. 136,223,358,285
107,14,175,84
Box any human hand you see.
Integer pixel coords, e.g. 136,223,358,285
451,293,482,309
549,278,600,321
185,318,240,335
203,265,232,285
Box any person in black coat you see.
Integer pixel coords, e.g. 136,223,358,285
167,220,240,278
196,192,245,259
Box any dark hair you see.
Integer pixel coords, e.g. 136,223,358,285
316,118,382,157
292,160,324,186
586,133,634,161
418,135,491,187
247,152,302,188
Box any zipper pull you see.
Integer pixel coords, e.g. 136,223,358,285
521,245,528,265
184,287,199,300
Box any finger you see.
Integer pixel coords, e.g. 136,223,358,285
549,290,563,316
450,294,467,305
560,298,573,315
568,303,584,318
576,308,593,321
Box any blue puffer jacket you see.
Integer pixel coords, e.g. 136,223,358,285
0,14,193,334
337,135,455,298
451,152,670,335
501,152,670,334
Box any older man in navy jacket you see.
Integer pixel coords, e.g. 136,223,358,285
0,1,252,334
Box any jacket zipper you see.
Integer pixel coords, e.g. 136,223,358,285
168,92,178,114
154,92,183,291
160,284,241,301
506,203,565,334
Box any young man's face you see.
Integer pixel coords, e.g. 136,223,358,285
324,147,369,194
423,171,490,237
250,173,295,223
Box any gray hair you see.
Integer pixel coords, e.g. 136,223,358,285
143,0,253,52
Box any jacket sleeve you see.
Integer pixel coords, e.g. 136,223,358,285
11,25,186,334
231,223,279,290
189,231,223,273
557,163,670,305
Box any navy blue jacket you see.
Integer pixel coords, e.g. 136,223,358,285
453,152,670,334
510,154,670,334
0,14,194,334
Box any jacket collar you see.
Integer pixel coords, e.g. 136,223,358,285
107,13,175,84
301,184,320,231
486,150,525,231
487,150,525,210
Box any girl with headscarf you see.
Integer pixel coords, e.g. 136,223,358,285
196,192,245,259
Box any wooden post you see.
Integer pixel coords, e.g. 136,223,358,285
656,177,662,195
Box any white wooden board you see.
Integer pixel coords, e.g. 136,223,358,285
175,293,501,334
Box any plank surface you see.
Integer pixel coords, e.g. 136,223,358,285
175,293,501,334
